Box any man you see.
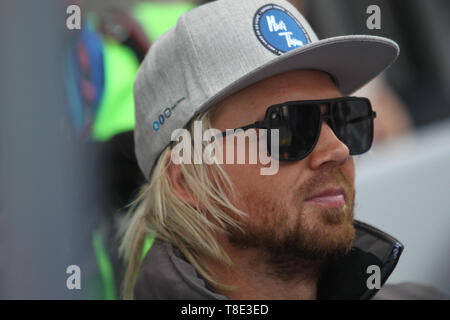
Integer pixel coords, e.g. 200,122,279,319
120,0,431,300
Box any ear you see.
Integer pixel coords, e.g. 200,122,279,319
165,155,199,209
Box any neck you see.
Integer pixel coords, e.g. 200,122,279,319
203,236,324,300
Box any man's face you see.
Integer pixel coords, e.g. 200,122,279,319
211,69,355,263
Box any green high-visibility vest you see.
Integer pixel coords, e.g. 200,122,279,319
92,2,195,142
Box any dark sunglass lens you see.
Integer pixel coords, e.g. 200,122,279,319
268,104,321,160
332,99,374,154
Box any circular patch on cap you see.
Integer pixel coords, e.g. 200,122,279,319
253,4,311,55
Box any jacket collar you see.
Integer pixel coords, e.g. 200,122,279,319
317,220,403,299
134,220,403,300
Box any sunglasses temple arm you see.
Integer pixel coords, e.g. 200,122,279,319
220,121,267,138
347,112,377,124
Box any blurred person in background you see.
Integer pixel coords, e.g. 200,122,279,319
64,0,196,299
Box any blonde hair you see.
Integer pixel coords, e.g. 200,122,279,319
119,108,246,299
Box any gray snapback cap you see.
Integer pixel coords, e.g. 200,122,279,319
134,0,400,179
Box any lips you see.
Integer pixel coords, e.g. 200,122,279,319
304,188,346,209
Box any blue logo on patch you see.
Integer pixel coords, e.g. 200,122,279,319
254,4,311,55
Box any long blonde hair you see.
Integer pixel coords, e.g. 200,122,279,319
119,107,246,299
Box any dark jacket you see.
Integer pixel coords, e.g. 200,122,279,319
134,220,445,299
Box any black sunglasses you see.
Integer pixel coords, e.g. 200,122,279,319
220,97,376,161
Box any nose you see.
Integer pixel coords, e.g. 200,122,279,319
308,122,350,170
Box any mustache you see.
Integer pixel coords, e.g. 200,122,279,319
297,165,354,202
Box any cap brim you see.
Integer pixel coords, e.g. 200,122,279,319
197,35,399,114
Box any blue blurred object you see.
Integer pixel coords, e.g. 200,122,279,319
64,22,105,140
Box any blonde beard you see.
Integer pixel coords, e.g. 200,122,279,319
225,171,356,280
